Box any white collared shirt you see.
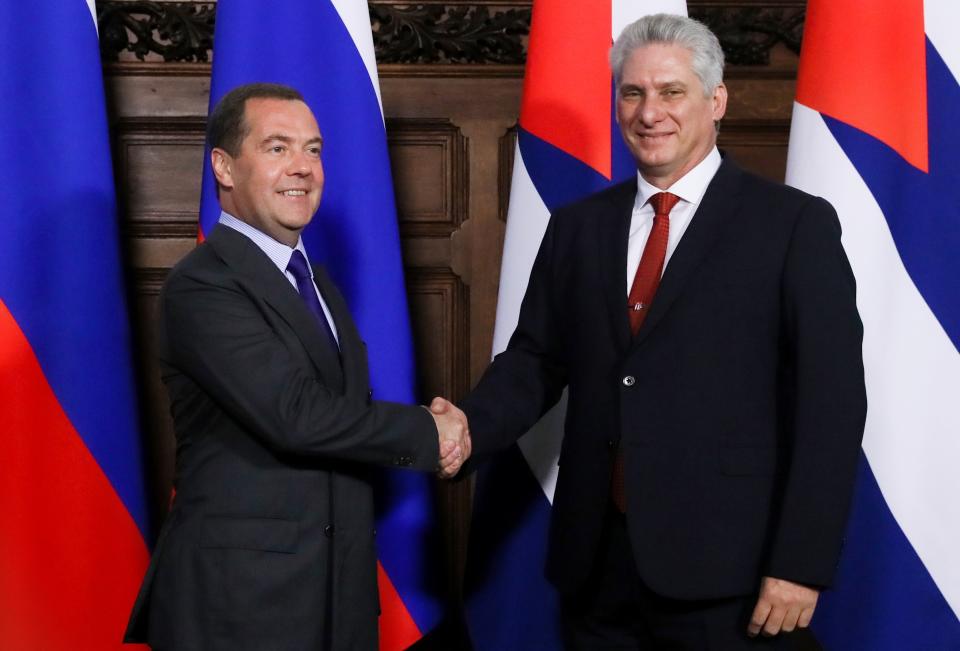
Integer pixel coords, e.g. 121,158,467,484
218,211,340,345
626,147,722,293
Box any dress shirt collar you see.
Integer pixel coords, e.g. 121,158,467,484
218,211,314,278
633,146,722,211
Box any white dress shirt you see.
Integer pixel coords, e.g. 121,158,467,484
219,211,340,345
626,147,722,293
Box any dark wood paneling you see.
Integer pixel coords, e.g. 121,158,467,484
388,119,469,237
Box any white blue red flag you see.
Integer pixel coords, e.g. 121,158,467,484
0,1,151,649
786,1,960,648
198,1,442,648
464,1,686,648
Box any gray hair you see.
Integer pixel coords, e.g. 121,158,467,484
610,13,725,97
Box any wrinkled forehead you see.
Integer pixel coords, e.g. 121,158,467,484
242,98,322,141
619,43,698,85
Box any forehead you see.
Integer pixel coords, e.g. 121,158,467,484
242,97,321,138
620,43,697,84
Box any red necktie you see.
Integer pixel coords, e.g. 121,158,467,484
611,191,680,512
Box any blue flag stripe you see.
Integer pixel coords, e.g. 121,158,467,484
823,39,960,352
0,1,149,537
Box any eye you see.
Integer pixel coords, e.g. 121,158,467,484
271,145,285,153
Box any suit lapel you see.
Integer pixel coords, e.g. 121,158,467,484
631,159,745,349
311,265,368,397
207,225,345,386
599,180,638,353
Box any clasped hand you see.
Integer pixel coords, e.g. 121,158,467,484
429,397,471,478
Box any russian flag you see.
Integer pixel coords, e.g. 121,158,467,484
464,2,686,648
0,1,151,649
198,1,442,648
785,1,960,648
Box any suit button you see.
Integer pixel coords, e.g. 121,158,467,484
622,375,636,387
396,456,414,467
323,524,335,538
607,439,616,449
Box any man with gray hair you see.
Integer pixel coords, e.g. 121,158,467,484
449,12,866,649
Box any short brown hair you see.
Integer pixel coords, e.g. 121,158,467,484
206,82,305,156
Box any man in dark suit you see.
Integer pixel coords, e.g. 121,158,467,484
439,13,866,649
125,83,469,651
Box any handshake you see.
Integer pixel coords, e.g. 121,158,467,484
428,397,471,479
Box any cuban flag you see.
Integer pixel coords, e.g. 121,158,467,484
0,1,151,649
198,1,442,648
464,1,686,648
785,1,960,648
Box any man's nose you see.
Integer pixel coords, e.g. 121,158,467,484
638,97,664,126
287,150,313,175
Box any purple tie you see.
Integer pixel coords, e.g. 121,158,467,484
286,250,339,352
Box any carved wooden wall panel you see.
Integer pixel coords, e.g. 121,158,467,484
101,2,807,640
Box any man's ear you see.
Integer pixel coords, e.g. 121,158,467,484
711,82,728,122
211,148,234,190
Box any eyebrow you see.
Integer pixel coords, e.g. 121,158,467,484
260,134,323,146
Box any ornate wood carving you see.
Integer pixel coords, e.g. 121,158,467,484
689,6,804,65
99,1,215,63
371,4,528,64
97,1,804,67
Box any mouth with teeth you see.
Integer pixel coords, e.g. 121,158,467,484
280,189,308,197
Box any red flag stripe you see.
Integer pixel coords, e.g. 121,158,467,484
520,0,614,178
377,560,422,651
796,0,928,172
0,299,149,650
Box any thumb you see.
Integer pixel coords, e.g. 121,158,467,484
430,397,449,414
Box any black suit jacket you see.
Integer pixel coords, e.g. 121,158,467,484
462,158,867,600
125,225,439,651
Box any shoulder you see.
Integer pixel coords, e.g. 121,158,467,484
733,163,835,217
553,179,636,218
546,179,636,239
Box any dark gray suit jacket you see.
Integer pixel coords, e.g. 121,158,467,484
125,225,438,650
462,158,867,600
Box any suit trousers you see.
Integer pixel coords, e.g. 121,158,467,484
560,507,820,650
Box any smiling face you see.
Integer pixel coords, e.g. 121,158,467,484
616,43,727,189
212,97,323,246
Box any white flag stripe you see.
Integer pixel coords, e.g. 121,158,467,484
612,0,687,38
786,103,960,617
86,0,97,30
925,1,960,86
494,145,565,502
516,392,566,503
492,144,552,356
329,0,385,120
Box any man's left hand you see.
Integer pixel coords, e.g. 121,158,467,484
747,576,819,637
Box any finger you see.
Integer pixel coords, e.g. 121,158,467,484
797,607,815,629
430,397,449,414
780,606,801,633
762,605,786,637
747,600,771,637
440,444,462,463
439,439,456,456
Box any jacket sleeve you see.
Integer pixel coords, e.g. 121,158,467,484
765,196,867,587
460,213,569,462
160,269,439,471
